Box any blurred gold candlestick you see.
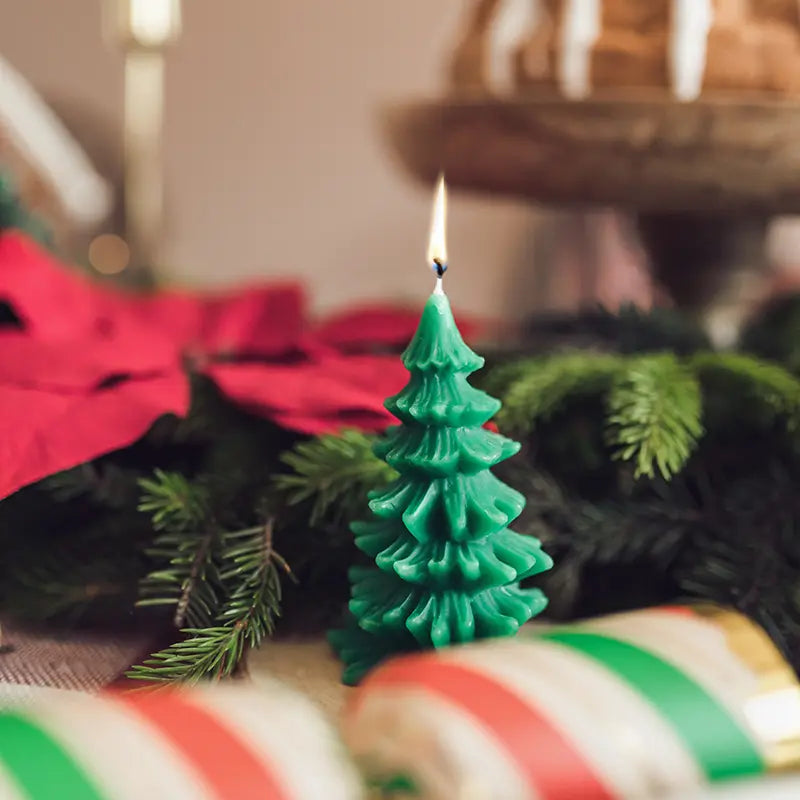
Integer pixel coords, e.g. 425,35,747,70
104,0,181,281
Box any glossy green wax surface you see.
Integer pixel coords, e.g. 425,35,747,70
330,290,553,685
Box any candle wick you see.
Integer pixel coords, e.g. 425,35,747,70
431,258,447,294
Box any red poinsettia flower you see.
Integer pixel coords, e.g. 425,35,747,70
0,332,189,499
0,232,417,497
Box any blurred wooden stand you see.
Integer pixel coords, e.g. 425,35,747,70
382,93,800,343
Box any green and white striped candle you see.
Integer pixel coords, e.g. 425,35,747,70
346,606,800,800
0,681,363,800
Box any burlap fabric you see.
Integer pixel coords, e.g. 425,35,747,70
0,626,155,700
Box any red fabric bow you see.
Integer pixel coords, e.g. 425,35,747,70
0,232,456,497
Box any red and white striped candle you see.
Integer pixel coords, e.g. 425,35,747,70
345,606,800,800
0,680,363,800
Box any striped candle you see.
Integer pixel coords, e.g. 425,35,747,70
345,606,800,800
0,681,363,800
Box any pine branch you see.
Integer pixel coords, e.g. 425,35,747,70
479,357,543,399
676,464,800,668
0,515,145,625
612,304,709,355
741,293,800,374
507,462,696,567
567,497,697,567
520,304,709,356
43,463,142,510
217,520,292,650
128,520,292,683
606,354,703,479
126,627,248,684
494,353,622,435
6,552,134,624
138,470,210,531
273,430,397,525
136,470,221,629
691,352,800,435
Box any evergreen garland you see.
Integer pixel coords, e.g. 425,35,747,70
4,302,800,679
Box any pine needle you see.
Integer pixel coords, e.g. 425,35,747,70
43,464,141,509
136,470,221,629
8,549,134,624
691,352,800,434
676,464,800,666
494,353,622,435
741,293,800,374
138,470,209,531
128,520,291,683
606,354,702,480
126,627,247,683
273,430,397,525
479,357,543,399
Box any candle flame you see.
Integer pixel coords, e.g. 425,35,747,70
427,173,448,271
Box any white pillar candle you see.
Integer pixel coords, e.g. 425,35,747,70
0,55,112,226
559,0,602,99
670,0,714,101
487,0,543,90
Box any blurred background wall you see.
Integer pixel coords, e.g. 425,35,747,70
0,0,546,318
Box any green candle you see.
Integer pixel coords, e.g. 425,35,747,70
330,177,553,685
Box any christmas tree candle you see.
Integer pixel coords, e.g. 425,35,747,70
330,177,553,685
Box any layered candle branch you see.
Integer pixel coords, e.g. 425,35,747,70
331,292,552,684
